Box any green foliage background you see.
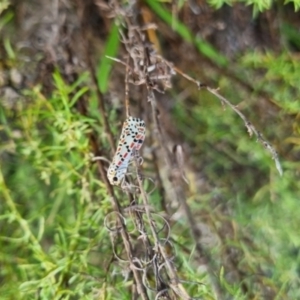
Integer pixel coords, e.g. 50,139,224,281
1,0,300,299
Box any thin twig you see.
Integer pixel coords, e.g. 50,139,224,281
206,87,283,176
134,158,192,300
148,90,225,300
171,63,282,176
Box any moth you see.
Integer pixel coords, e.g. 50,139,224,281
107,116,146,186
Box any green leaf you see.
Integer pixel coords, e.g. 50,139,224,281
97,22,120,93
0,10,14,31
69,87,89,107
146,0,228,67
4,36,15,60
207,0,232,9
284,0,300,11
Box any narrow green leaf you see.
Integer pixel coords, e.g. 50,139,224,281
97,23,120,93
285,0,300,11
0,10,14,31
69,87,89,107
4,37,15,60
146,0,228,67
70,72,89,91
